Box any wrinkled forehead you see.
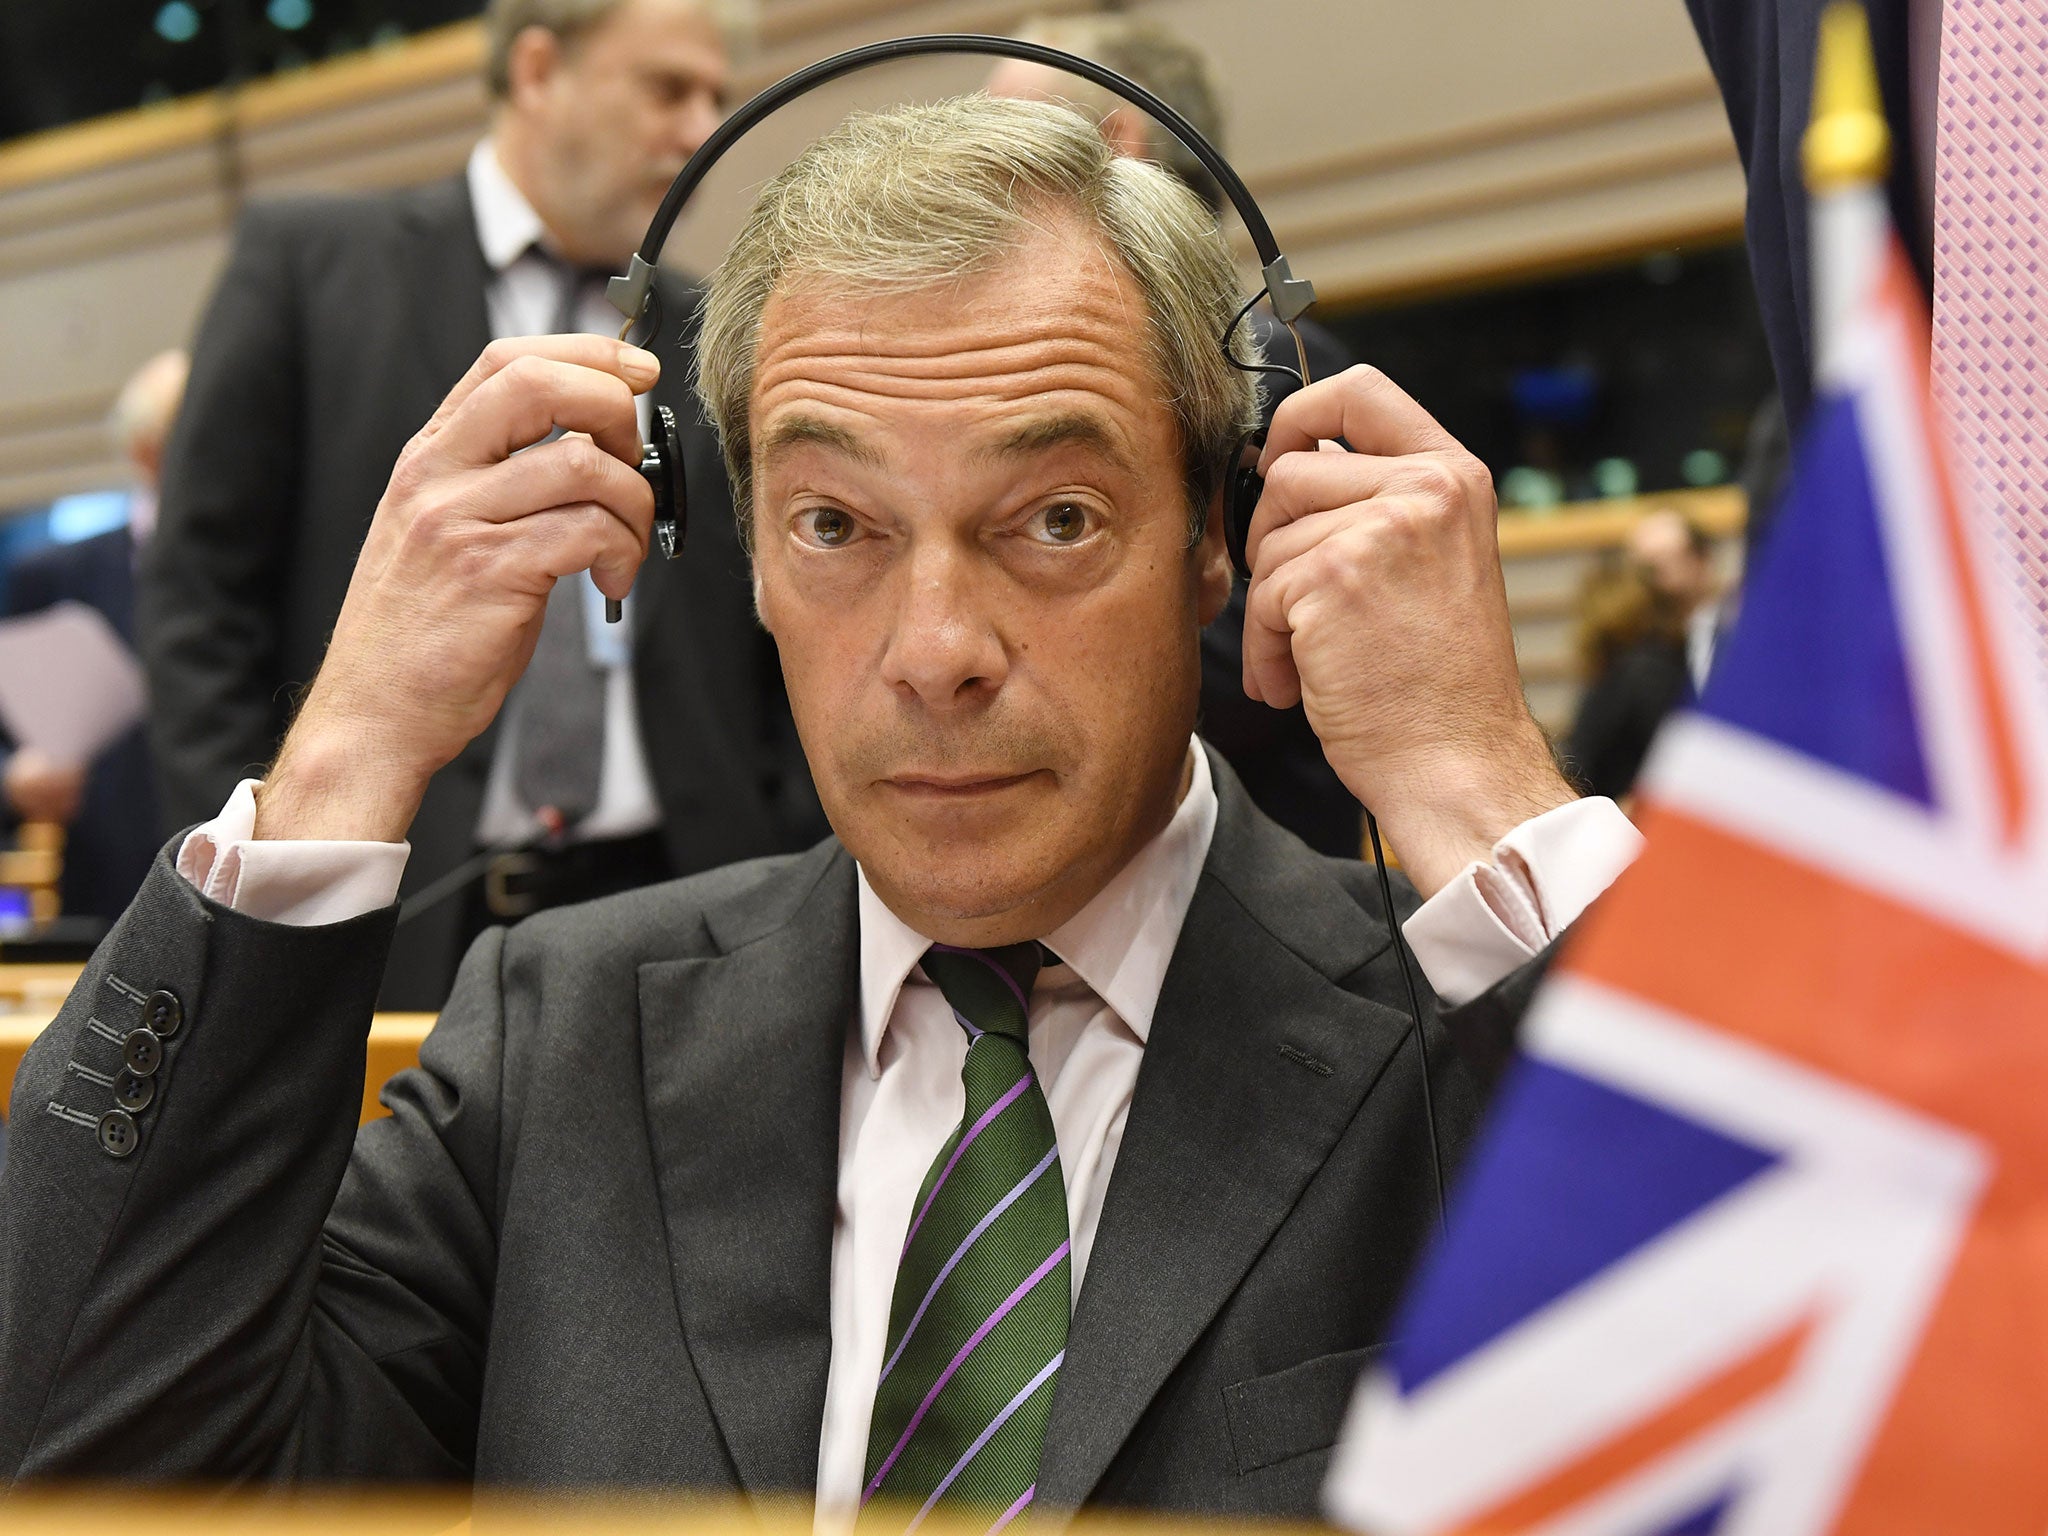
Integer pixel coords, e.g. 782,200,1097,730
747,216,1170,455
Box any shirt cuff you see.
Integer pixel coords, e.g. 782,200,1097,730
175,778,411,926
1401,796,1644,1008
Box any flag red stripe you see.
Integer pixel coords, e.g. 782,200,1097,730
1445,1316,1815,1536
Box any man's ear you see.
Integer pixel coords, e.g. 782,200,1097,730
1195,487,1233,626
504,25,563,110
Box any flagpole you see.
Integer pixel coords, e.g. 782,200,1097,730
1804,2,1892,389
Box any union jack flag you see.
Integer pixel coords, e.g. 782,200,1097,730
1323,154,2048,1536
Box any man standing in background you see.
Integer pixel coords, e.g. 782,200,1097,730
1687,0,2048,643
1,350,184,928
989,15,1365,858
142,0,816,1010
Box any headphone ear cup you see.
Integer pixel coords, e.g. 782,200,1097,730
1224,429,1265,581
643,403,688,560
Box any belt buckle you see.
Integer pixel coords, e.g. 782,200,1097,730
484,851,543,920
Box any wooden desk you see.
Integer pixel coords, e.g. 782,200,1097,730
0,1490,1279,1535
2,966,436,1125
0,960,87,1007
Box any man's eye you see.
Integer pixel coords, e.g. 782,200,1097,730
1034,503,1089,544
802,508,857,547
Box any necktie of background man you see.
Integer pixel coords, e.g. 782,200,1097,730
863,942,1071,1531
509,255,614,827
1932,0,2048,656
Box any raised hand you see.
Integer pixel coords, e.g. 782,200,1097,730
254,335,659,843
1241,365,1573,896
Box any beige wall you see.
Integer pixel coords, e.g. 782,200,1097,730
0,0,1742,511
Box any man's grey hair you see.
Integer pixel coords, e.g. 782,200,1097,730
483,0,757,97
696,94,1261,551
1012,14,1228,213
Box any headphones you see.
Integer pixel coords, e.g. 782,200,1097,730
603,33,1447,1228
606,33,1318,600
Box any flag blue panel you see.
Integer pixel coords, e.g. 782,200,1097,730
1696,392,1933,804
1644,1489,1737,1535
1388,1060,1778,1395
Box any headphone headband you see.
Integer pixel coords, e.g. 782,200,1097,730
606,33,1315,333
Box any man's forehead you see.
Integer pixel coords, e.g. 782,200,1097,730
748,220,1163,460
759,404,1139,474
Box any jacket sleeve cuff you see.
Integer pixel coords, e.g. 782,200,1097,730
175,778,410,926
1400,796,1644,1007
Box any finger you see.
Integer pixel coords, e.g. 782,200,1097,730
1243,448,1470,576
420,334,660,444
1240,501,1408,706
484,499,652,603
459,433,655,549
1259,364,1462,468
436,354,649,469
1241,554,1309,709
1246,503,1357,592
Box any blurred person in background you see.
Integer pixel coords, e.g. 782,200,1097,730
142,0,821,1011
1562,508,1722,802
0,350,183,927
988,14,1364,859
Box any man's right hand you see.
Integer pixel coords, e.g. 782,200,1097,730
253,335,660,844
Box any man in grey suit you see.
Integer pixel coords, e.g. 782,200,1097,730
142,0,818,1012
0,98,1641,1523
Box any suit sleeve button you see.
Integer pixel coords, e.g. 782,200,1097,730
122,1028,163,1077
143,990,183,1039
113,1069,156,1113
97,1110,139,1158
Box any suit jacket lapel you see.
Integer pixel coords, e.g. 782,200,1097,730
1037,754,1422,1508
399,173,492,402
638,841,856,1494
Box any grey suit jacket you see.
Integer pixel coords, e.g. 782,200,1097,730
0,751,1535,1518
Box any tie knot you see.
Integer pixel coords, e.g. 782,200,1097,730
921,942,1043,1044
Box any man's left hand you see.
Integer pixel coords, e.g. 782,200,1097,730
1242,364,1575,899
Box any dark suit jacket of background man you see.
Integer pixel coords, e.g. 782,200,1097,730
143,173,818,1010
0,526,159,924
0,750,1535,1520
1682,0,1925,533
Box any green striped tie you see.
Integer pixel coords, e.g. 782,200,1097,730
861,942,1070,1532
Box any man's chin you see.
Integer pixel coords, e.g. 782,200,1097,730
851,812,1083,933
868,860,1071,943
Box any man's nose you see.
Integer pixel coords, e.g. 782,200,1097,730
878,549,1008,711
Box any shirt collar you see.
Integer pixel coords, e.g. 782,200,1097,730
466,138,547,274
854,740,1219,1077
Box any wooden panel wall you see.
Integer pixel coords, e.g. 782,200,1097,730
0,0,1742,511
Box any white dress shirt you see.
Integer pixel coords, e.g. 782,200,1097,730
463,138,663,846
815,745,1222,1522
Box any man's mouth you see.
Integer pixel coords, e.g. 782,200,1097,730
881,770,1044,798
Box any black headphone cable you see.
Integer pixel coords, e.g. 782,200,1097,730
1235,310,1451,1237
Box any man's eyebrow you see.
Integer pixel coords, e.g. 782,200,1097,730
980,412,1136,472
758,414,885,468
